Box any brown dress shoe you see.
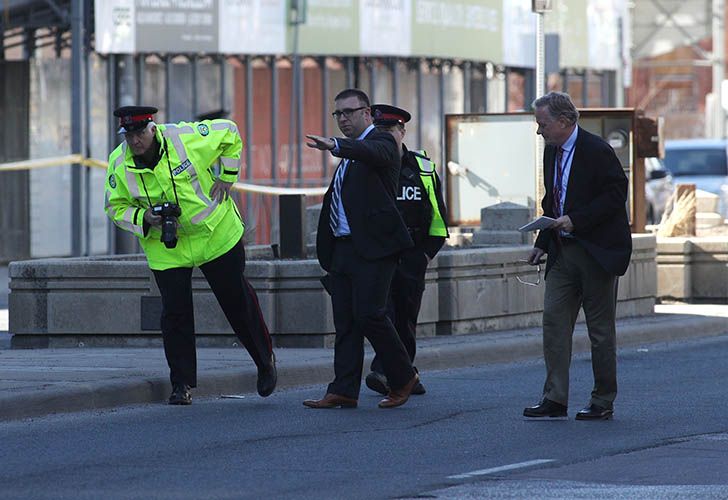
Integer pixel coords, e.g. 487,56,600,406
303,393,358,409
378,374,419,409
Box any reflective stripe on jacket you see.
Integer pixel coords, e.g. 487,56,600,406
104,119,244,270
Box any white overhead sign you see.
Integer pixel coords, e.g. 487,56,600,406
359,0,411,56
218,0,286,55
95,0,135,54
97,0,287,54
94,0,629,73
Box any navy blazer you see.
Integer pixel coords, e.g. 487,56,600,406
535,126,632,276
316,128,413,272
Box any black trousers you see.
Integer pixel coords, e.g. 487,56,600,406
371,246,428,375
327,238,415,399
152,238,273,387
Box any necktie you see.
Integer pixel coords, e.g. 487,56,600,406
329,159,347,234
552,147,565,218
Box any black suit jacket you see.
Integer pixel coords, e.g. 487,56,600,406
535,126,632,277
316,128,414,272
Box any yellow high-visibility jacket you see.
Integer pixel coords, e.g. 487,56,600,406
104,119,244,270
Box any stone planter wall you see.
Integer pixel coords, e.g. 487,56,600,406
9,235,657,348
656,237,728,302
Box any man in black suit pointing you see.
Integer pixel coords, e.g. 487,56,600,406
303,89,419,409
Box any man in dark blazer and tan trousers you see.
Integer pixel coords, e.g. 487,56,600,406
523,92,632,421
303,89,419,409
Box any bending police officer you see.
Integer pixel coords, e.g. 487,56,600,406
365,105,449,396
104,106,276,405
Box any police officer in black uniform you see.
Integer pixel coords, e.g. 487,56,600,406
365,104,449,396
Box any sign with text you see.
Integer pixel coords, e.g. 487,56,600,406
96,0,284,54
95,0,135,53
94,0,627,71
544,0,588,68
587,0,621,70
219,0,286,55
360,0,411,56
411,0,502,61
503,0,535,68
136,0,218,53
296,0,359,55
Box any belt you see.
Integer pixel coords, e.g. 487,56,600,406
560,236,578,245
335,235,351,240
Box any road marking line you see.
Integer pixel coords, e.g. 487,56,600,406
447,458,556,480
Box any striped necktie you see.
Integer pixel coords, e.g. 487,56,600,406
552,147,565,217
329,159,347,233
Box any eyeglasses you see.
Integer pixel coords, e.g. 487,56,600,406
332,106,367,120
516,259,542,287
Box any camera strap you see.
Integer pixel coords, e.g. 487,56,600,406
137,138,181,212
163,138,181,208
139,175,154,209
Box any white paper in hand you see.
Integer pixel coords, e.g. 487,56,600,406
518,216,556,232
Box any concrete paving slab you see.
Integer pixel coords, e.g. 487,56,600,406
0,305,726,422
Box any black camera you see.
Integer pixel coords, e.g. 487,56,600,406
151,202,182,249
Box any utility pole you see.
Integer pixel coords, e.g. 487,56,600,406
532,0,552,214
534,1,547,99
70,0,85,256
713,0,725,138
288,0,306,186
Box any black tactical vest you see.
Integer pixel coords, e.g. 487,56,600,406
396,155,432,239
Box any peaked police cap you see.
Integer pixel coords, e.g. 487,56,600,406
371,104,411,126
114,105,158,133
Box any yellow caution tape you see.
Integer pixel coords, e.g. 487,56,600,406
0,154,89,172
0,155,328,196
0,154,110,171
232,181,327,196
83,157,109,169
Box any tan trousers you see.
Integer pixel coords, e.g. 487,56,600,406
542,240,618,408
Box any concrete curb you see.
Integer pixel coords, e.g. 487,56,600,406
415,313,728,372
1,313,726,422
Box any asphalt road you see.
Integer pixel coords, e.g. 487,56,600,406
2,335,728,499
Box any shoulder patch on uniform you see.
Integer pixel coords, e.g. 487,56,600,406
197,123,209,136
108,173,116,189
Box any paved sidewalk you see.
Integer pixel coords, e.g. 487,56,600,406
1,303,727,421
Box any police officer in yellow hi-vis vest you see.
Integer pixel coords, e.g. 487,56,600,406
104,106,276,405
365,104,449,397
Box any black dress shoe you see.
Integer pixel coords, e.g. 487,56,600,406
411,381,426,395
575,403,613,420
523,398,567,419
169,384,192,405
365,371,390,396
257,353,277,397
410,366,426,395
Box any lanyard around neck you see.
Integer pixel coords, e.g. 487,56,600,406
555,145,576,181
